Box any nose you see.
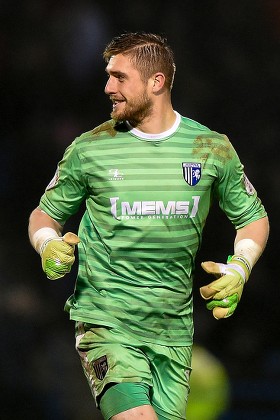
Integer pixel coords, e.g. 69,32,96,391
104,76,116,95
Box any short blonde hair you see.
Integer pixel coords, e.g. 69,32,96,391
103,32,176,90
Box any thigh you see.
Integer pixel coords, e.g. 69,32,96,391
149,345,192,420
101,383,157,420
75,323,153,405
111,404,158,420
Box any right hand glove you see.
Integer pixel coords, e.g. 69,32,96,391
200,255,251,319
40,232,80,280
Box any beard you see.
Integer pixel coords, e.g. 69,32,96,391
110,91,153,126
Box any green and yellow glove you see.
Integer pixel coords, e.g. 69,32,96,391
40,232,80,280
200,255,251,319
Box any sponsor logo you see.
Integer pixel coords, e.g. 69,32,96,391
108,168,124,181
182,163,201,186
46,166,59,190
243,174,255,195
110,196,200,220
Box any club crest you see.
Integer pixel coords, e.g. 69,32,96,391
93,355,108,380
182,163,201,186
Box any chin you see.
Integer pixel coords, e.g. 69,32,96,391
111,108,129,122
111,111,123,121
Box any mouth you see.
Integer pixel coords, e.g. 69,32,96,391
111,97,125,110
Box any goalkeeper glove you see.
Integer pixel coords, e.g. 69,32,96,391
200,255,251,319
40,232,80,280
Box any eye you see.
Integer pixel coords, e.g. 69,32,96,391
105,71,126,82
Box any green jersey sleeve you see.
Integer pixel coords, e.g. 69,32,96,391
39,139,87,224
213,136,266,229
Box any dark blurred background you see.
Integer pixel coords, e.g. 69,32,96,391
1,0,279,419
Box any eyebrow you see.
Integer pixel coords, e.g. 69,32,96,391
105,69,127,78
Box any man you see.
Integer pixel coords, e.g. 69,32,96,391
28,32,269,420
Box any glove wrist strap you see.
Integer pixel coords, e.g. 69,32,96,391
228,255,251,282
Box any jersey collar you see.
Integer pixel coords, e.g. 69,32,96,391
126,111,181,141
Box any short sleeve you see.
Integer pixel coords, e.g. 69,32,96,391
39,139,87,224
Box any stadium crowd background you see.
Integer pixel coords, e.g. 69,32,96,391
1,1,279,418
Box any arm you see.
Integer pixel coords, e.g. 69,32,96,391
29,138,86,279
29,207,80,280
200,216,269,319
29,207,64,249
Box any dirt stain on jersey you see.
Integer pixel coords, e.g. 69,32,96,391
91,120,128,138
193,135,233,163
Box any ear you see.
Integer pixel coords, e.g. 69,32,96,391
151,73,165,92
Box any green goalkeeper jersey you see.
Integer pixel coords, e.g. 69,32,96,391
39,112,266,346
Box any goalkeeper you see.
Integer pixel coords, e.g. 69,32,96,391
28,32,269,420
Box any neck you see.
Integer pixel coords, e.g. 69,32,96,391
131,103,176,134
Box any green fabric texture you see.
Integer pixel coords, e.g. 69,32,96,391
99,382,150,420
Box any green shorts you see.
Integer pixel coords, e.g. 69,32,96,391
75,322,192,420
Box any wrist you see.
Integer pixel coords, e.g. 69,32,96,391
31,227,60,254
234,238,262,270
234,238,262,267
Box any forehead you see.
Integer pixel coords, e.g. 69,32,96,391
106,53,139,75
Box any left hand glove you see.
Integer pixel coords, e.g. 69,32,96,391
41,232,80,280
199,255,251,319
